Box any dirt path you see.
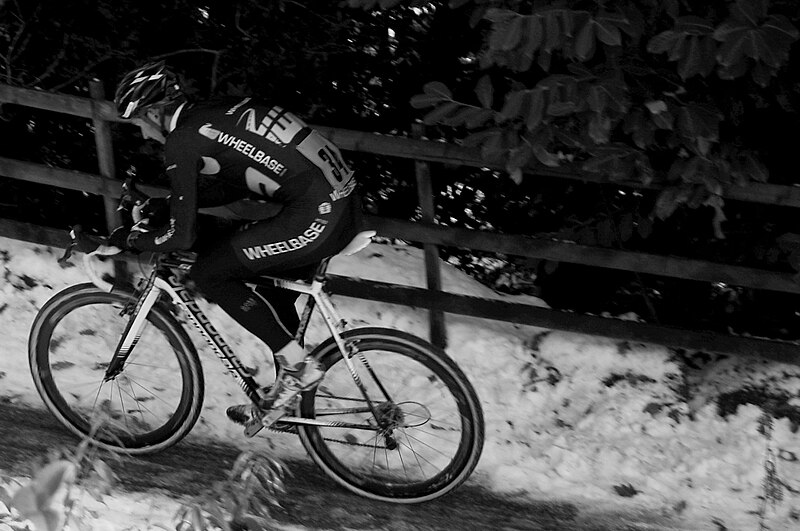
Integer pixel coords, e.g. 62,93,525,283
0,402,684,530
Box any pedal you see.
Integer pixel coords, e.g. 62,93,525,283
229,393,301,438
243,414,297,437
243,421,264,438
261,396,301,429
228,403,268,438
226,404,253,425
233,404,297,437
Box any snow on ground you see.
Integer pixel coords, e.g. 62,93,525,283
2,234,800,530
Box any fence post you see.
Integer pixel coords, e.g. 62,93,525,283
412,123,447,349
89,79,120,232
89,79,126,278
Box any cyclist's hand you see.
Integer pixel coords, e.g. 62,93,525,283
107,225,147,250
107,226,131,249
119,177,150,213
132,196,169,226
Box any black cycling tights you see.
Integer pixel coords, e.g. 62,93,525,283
190,177,360,355
193,257,314,353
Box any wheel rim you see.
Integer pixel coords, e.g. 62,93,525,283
302,339,477,499
36,294,194,449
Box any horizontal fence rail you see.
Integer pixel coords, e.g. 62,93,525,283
3,155,796,295
1,216,798,366
2,83,800,362
3,84,800,207
368,217,800,294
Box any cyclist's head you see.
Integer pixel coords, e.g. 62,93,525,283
114,61,184,120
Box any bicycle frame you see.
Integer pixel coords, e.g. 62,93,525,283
95,251,379,430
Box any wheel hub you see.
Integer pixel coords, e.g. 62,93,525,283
374,401,433,450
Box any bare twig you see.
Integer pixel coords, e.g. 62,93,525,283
150,48,222,61
276,0,343,25
49,52,117,92
4,8,26,83
210,51,221,94
5,0,24,23
7,27,31,65
149,48,223,95
235,5,252,38
4,1,44,85
29,34,68,87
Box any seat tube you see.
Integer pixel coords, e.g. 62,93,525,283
314,291,351,358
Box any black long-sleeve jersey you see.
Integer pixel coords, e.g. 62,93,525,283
130,97,356,252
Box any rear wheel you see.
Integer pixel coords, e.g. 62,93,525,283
28,283,204,454
298,328,484,503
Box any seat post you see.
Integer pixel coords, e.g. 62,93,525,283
313,257,332,282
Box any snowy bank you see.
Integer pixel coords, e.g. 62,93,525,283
2,235,800,530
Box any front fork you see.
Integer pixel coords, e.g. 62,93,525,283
104,273,161,380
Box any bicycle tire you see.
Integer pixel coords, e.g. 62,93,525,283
297,327,484,503
28,282,204,454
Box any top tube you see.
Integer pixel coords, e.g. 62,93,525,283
155,250,333,284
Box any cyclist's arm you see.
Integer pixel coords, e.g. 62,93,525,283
129,130,198,252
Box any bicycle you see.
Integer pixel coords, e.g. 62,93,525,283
27,206,485,503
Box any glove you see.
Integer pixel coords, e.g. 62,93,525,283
107,226,143,250
132,197,170,227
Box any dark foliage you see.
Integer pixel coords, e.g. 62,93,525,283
2,0,800,339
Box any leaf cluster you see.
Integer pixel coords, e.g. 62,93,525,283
403,0,799,234
174,450,289,531
1,432,118,531
0,415,288,531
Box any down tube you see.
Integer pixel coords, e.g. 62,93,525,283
158,275,262,403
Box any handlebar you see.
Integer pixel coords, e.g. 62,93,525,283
59,225,123,292
58,225,121,264
58,178,155,291
59,176,154,264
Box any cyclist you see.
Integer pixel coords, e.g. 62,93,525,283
111,61,362,431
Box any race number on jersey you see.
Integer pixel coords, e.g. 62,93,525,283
296,130,354,191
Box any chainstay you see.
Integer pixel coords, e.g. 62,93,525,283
321,436,393,449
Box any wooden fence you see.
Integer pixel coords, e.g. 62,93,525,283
2,82,800,364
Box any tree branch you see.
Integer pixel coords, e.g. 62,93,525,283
150,48,222,61
48,52,117,93
4,1,44,86
28,34,68,87
5,9,26,84
235,5,252,39
149,48,224,96
278,0,343,26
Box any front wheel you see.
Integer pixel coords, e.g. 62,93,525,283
28,283,204,454
298,328,485,503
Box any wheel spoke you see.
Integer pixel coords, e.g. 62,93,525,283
299,332,484,502
400,429,455,460
394,435,440,476
125,377,147,426
127,378,179,410
31,286,201,454
116,381,131,433
55,380,107,395
403,431,426,478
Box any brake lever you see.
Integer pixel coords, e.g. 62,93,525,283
58,226,82,265
58,241,77,265
57,225,118,266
